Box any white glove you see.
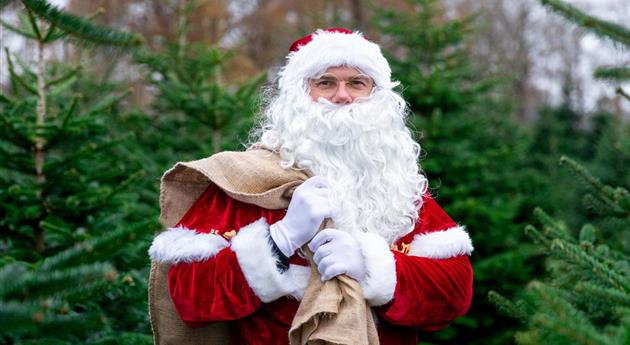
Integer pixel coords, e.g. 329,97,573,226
308,228,366,282
269,176,332,257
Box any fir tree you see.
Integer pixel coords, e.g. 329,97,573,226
527,101,590,232
490,1,630,344
540,0,630,101
1,1,155,343
374,0,537,343
131,1,265,173
489,157,629,345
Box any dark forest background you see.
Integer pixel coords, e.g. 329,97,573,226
1,0,628,344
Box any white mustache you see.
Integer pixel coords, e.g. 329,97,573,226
253,87,426,243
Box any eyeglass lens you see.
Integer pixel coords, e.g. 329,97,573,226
310,74,374,96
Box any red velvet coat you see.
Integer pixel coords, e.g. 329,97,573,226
149,182,473,345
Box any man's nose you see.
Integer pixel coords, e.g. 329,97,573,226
331,83,353,104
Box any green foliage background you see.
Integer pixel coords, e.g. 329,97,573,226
0,0,628,344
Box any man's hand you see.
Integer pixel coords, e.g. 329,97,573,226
269,176,332,257
309,228,366,282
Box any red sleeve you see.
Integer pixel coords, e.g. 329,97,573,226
378,194,474,330
167,183,285,326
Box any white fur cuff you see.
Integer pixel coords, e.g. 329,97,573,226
408,226,474,259
148,226,229,264
356,232,397,306
231,218,298,303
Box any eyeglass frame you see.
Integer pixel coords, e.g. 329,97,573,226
307,72,376,98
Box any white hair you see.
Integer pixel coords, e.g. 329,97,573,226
249,81,427,244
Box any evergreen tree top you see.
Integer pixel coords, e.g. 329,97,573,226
1,0,142,47
541,0,630,48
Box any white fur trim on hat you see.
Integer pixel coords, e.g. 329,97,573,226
279,29,398,91
408,226,474,259
148,226,229,264
356,232,397,306
231,217,310,303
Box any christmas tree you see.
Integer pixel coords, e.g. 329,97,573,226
490,1,630,344
0,1,157,343
375,0,537,343
131,0,265,172
489,157,629,344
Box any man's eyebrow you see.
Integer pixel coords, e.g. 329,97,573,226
314,73,338,80
314,73,371,80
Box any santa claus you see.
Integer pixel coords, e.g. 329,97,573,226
149,28,474,345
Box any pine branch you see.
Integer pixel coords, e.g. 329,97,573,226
41,21,58,42
0,262,116,299
0,301,104,337
524,224,552,247
21,0,142,47
41,8,105,44
594,244,628,263
578,224,597,244
1,100,35,148
24,4,42,40
12,50,37,80
91,169,147,206
559,156,628,217
559,157,612,198
0,17,37,38
45,66,81,88
488,290,529,321
4,48,38,95
43,136,128,173
0,93,13,104
88,332,154,345
0,148,33,173
530,314,610,345
39,219,156,271
549,239,629,292
533,207,575,243
78,186,138,215
615,315,630,345
529,281,612,345
594,66,630,82
84,89,132,116
0,262,30,290
582,194,619,217
618,87,630,101
620,193,630,213
540,0,630,47
575,282,630,308
44,94,80,149
54,276,112,304
0,301,51,336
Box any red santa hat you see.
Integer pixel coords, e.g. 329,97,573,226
278,28,399,91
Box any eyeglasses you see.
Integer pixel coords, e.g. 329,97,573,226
309,73,375,97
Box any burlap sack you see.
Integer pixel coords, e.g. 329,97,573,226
149,149,309,345
149,262,231,345
159,149,310,228
289,220,380,345
149,148,378,345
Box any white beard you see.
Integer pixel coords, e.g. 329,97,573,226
251,86,427,244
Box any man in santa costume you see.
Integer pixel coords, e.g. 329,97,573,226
149,28,473,345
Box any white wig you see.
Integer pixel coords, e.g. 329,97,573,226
249,29,427,243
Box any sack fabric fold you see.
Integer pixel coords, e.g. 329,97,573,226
150,149,378,345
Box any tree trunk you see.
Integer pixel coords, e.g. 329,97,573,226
34,24,47,253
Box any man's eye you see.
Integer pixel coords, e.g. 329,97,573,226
316,80,335,88
349,80,367,87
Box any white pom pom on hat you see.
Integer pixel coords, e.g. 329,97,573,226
278,28,399,91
